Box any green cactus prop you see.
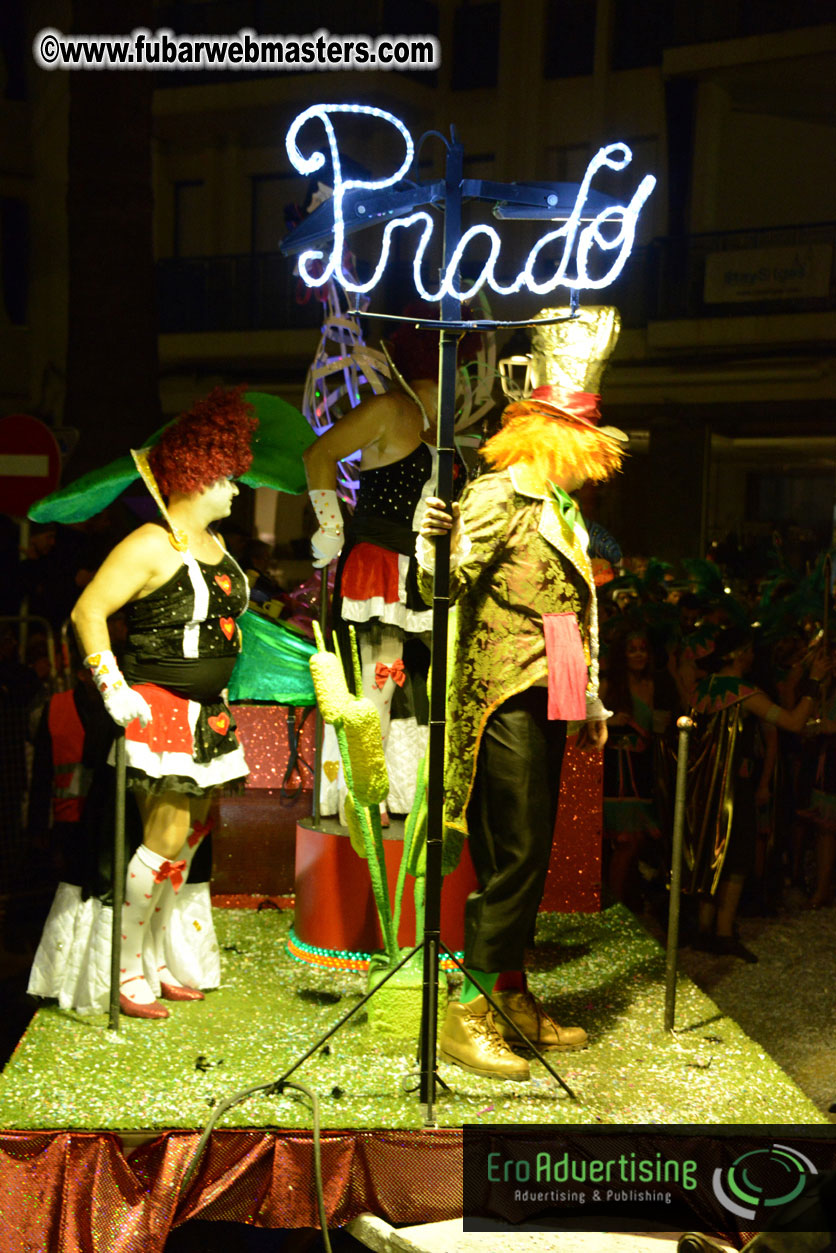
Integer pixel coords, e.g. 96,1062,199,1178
310,623,397,965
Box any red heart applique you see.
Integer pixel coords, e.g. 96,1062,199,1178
219,617,236,640
208,712,230,736
214,573,232,595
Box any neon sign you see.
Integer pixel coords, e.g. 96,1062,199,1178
285,103,656,301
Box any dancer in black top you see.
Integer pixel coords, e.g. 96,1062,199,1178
41,388,256,1019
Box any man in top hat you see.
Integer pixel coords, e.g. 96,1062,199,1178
418,306,626,1081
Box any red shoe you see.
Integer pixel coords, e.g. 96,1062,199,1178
119,993,170,1020
160,981,204,1002
120,973,170,1019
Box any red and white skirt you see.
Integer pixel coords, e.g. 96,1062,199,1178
119,682,248,795
339,542,431,634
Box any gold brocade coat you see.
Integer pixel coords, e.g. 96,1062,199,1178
417,467,600,870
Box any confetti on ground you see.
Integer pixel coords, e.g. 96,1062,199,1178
0,906,826,1132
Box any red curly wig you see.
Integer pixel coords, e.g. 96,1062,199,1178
481,400,624,484
150,386,258,496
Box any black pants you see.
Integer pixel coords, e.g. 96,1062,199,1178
464,687,567,972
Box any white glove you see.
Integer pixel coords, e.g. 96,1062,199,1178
311,527,344,568
84,649,152,729
309,488,344,568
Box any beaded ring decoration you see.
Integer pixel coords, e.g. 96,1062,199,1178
287,927,463,973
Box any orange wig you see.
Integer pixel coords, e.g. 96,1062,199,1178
481,400,624,484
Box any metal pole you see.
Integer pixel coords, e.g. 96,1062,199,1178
18,518,30,664
44,623,59,691
664,716,693,1032
60,618,75,690
312,568,328,824
420,129,463,1124
108,731,126,1032
824,553,831,643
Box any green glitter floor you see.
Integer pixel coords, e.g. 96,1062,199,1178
0,905,825,1132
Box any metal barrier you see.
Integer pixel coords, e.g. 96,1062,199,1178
0,614,63,692
0,614,64,947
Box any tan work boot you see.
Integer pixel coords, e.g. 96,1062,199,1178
494,989,588,1051
439,995,531,1080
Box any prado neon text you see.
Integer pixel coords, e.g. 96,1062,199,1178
285,103,656,301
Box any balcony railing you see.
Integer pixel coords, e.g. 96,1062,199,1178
156,223,836,335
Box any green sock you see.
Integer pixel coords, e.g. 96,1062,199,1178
460,970,498,1003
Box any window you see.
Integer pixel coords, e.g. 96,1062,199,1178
251,174,295,255
0,0,26,101
383,0,439,33
612,0,669,70
173,181,209,258
452,2,500,90
544,0,596,78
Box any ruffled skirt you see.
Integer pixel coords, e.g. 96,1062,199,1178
121,682,248,796
27,880,220,1014
339,542,431,634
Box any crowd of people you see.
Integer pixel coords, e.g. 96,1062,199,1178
595,556,835,959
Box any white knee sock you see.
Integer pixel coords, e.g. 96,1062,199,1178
121,844,180,1006
360,644,399,744
149,821,210,988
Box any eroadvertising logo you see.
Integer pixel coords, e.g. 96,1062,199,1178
462,1125,836,1240
712,1144,816,1222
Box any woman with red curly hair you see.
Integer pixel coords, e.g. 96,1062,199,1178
64,387,257,1019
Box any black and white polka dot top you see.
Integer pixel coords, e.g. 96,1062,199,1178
353,442,433,527
125,545,248,664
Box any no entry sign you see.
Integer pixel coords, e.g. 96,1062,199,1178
0,414,62,518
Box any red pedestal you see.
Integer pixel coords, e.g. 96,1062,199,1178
292,821,477,964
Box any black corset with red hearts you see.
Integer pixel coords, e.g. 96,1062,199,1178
123,548,248,700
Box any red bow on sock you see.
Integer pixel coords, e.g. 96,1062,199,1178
189,819,213,848
153,859,187,892
374,659,406,689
